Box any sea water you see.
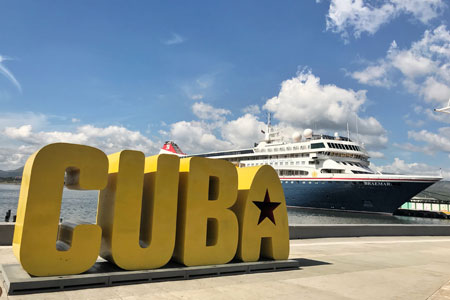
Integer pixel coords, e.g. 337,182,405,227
1,183,450,225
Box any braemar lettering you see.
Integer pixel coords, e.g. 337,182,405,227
12,143,289,277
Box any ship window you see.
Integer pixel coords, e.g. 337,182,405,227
311,142,325,149
280,147,285,151
321,169,343,174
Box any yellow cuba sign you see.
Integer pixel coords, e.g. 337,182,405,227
12,143,289,277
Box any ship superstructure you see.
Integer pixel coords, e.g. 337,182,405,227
160,117,441,214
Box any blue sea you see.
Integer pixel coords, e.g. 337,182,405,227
1,183,450,224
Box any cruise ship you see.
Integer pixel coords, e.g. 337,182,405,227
160,118,442,214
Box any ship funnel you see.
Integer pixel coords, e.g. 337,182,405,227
159,141,186,156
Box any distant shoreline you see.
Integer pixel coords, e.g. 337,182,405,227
0,182,20,185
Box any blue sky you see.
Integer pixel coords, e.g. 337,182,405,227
0,0,450,177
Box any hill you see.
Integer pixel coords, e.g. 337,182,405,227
0,167,24,178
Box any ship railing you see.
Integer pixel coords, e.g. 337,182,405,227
310,135,352,142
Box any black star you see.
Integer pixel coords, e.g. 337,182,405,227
252,190,280,225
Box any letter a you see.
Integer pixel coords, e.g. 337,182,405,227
174,157,238,266
13,143,108,276
97,152,179,270
233,165,289,261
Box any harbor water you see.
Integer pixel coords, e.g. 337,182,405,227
2,183,450,225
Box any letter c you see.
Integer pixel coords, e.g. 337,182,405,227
12,143,108,276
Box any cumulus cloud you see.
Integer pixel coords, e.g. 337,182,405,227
373,158,446,178
325,0,445,41
242,104,261,115
407,127,450,153
0,54,21,92
165,111,266,154
1,123,159,169
263,69,387,149
352,26,450,104
221,114,266,148
350,63,392,87
165,120,233,154
192,102,231,121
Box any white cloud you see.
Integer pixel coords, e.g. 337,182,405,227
1,123,159,169
407,127,450,153
190,94,204,100
192,102,231,121
373,158,446,178
368,151,385,159
242,104,261,115
263,69,387,149
352,26,450,105
350,63,392,87
163,33,186,45
392,0,446,23
421,77,450,102
325,0,446,40
164,102,266,154
0,54,21,92
166,120,232,154
221,114,266,148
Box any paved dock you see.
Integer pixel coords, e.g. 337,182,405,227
2,236,450,299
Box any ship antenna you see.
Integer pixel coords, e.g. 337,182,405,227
347,122,350,140
355,115,360,144
265,112,271,143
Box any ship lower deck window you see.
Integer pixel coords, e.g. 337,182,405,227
280,170,308,176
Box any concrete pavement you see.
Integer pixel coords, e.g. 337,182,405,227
2,236,450,299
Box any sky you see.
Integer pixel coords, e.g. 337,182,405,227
0,0,450,178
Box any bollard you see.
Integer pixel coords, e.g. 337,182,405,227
13,215,16,222
5,209,11,222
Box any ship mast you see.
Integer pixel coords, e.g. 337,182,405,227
265,112,271,143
